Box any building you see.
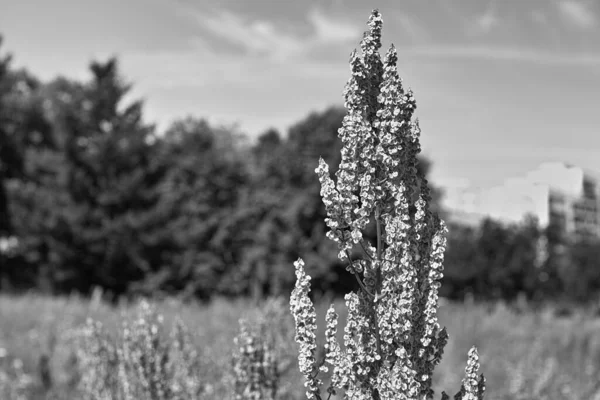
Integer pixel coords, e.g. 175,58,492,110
444,162,600,241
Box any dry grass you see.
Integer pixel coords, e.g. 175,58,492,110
0,293,598,399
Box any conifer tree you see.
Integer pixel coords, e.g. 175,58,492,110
0,37,54,289
16,58,165,295
0,38,15,238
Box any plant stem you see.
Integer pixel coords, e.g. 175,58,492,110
344,249,375,299
373,205,383,360
375,206,382,293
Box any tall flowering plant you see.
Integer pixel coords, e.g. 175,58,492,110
290,9,485,400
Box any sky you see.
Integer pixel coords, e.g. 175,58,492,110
1,0,599,192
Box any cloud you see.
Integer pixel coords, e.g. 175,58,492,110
406,45,600,66
530,8,563,48
306,7,359,44
116,30,347,93
470,2,499,35
393,13,430,42
78,4,362,99
185,9,306,62
174,5,359,64
557,0,596,29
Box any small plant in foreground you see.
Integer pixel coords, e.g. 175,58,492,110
231,318,279,400
230,296,299,400
289,10,485,400
75,301,205,400
0,353,34,400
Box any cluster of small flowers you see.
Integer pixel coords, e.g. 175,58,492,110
290,259,321,397
75,318,121,399
231,317,279,400
119,301,171,400
0,351,34,400
75,301,204,400
168,318,204,399
290,9,485,400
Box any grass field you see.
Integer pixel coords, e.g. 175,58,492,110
0,293,599,399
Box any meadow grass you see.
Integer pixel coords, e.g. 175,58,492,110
0,293,598,399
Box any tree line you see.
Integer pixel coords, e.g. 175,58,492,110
0,37,598,304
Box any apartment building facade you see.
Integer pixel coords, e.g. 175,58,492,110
444,162,600,241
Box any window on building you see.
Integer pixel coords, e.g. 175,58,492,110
583,177,598,200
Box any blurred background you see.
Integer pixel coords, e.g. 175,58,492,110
1,1,600,399
0,0,598,305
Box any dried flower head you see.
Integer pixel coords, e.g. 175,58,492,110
290,9,485,400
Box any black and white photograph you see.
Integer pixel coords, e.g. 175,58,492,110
0,1,599,399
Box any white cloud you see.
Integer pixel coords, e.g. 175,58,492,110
469,2,499,35
173,5,359,64
557,0,596,29
306,7,359,44
476,9,498,32
187,10,306,62
89,4,363,99
117,33,345,92
406,45,600,66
